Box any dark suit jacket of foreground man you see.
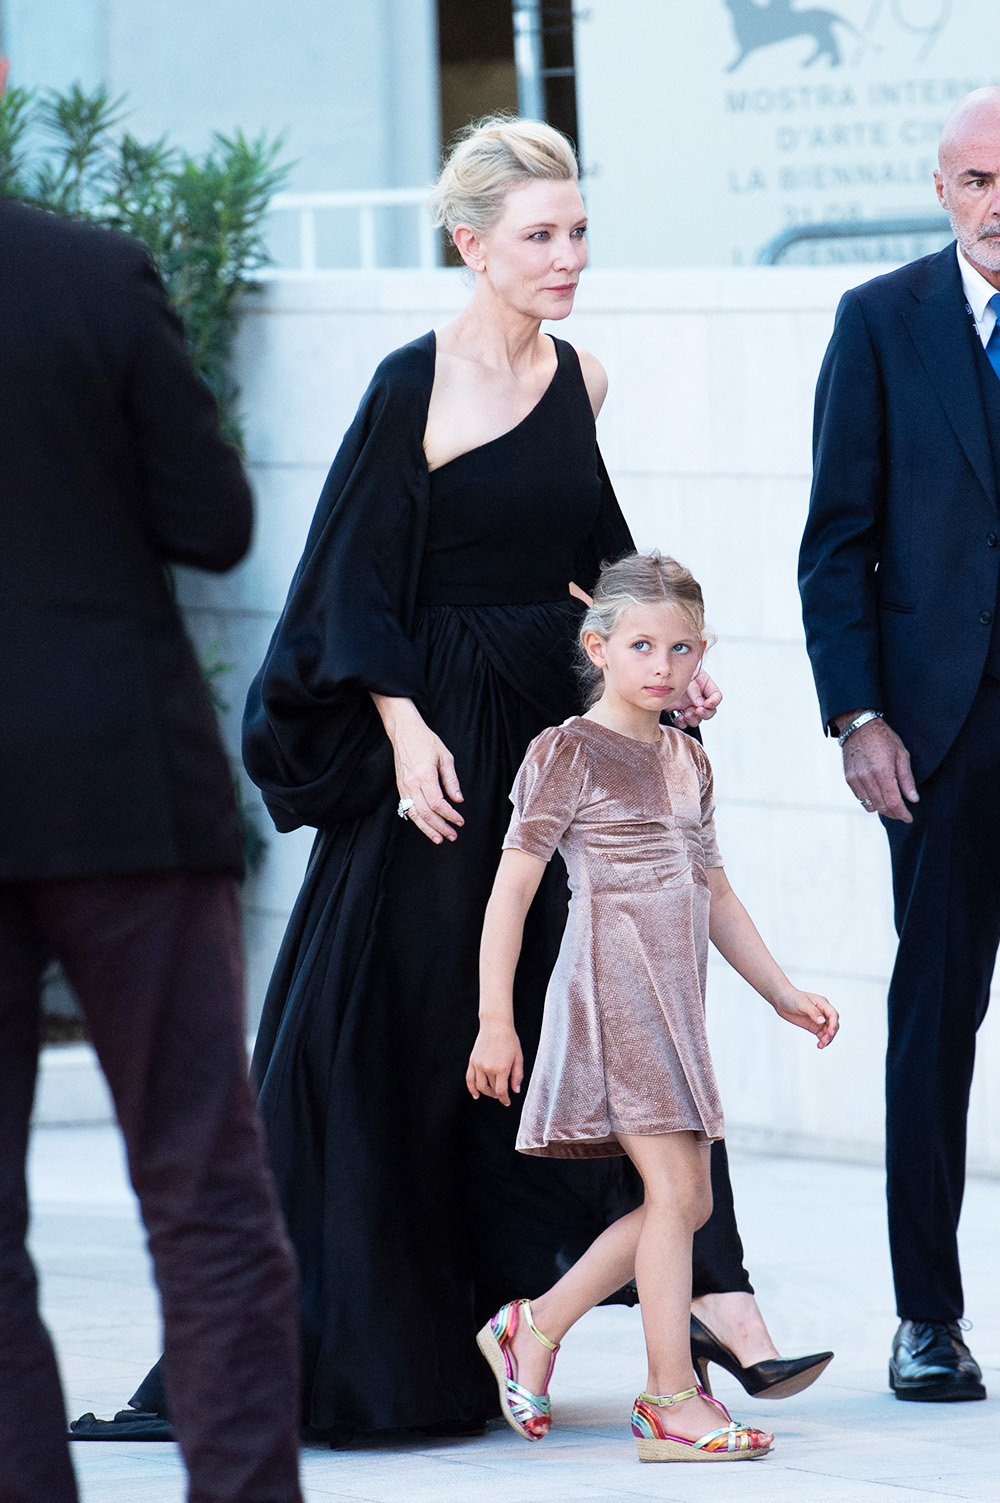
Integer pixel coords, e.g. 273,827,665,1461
0,197,302,1503
799,244,1000,1329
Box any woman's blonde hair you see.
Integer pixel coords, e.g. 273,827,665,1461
429,114,579,237
578,552,711,706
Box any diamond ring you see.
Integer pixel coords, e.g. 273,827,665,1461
397,797,415,821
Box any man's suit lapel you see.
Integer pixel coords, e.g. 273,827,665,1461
902,246,996,506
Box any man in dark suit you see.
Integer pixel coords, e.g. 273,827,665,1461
799,87,1000,1403
0,59,303,1502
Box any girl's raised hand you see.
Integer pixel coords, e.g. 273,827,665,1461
771,989,839,1049
672,668,722,728
466,1024,524,1107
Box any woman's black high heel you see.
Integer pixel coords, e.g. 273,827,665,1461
690,1315,833,1401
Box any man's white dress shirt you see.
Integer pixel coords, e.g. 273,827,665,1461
956,241,999,348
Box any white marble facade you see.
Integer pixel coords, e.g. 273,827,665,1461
176,267,1000,1173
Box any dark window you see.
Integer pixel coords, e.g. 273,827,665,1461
438,0,519,157
538,2,579,155
436,2,579,154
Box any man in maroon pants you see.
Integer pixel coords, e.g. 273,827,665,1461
0,58,303,1503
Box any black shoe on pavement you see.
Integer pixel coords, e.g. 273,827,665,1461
69,1408,175,1441
889,1319,986,1402
690,1314,834,1400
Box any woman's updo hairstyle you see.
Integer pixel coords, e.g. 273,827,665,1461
429,114,579,238
578,551,712,706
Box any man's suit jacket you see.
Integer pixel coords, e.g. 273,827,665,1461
0,197,253,880
799,243,1000,784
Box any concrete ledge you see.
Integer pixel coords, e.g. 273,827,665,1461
726,1120,883,1169
38,1045,1000,1178
33,1043,115,1127
33,1037,255,1128
243,265,860,315
727,1120,1000,1181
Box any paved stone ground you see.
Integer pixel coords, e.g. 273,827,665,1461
28,1124,998,1502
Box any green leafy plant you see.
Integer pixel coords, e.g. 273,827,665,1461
0,84,34,195
0,82,290,445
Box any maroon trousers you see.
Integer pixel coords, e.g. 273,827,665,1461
0,873,302,1503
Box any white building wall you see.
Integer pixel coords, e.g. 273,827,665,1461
177,267,1000,1174
575,0,993,268
0,0,440,249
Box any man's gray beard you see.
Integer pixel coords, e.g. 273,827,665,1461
948,207,1000,271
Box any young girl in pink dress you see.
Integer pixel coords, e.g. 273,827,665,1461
466,551,839,1463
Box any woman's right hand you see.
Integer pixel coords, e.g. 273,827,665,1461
374,697,464,844
466,1023,524,1107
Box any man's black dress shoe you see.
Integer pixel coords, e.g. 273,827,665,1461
889,1320,986,1402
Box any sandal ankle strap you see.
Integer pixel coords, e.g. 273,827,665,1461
520,1300,559,1353
637,1386,700,1407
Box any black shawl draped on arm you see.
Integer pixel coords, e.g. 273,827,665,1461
242,331,633,832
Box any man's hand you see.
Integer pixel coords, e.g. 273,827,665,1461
836,713,918,823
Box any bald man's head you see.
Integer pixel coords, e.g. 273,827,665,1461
939,87,1000,173
935,87,1000,285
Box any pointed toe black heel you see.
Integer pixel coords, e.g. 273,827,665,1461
690,1315,833,1401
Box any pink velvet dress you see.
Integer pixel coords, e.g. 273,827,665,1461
504,716,726,1158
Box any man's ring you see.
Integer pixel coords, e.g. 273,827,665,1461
397,797,415,821
859,796,874,809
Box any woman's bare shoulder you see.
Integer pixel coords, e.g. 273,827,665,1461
572,346,609,418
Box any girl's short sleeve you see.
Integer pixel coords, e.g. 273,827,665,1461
503,727,588,862
693,743,724,869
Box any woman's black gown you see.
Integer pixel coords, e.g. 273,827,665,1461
127,332,752,1437
253,335,644,1433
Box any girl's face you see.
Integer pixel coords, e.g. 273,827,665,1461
584,602,706,716
456,178,588,322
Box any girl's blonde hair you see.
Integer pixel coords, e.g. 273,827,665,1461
429,114,579,237
579,552,710,706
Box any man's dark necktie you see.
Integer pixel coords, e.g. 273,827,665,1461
987,292,1000,380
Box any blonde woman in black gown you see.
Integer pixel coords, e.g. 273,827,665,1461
74,117,831,1444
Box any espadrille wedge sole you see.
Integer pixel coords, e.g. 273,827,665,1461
634,1432,770,1462
476,1299,559,1441
631,1387,772,1462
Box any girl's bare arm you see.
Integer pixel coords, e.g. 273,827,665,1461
706,867,839,1048
467,848,547,1105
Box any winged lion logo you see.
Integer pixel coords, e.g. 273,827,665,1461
723,0,862,69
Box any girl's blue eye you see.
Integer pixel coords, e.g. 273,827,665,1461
672,642,691,655
631,640,650,651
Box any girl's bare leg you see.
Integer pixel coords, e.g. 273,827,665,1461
614,1132,734,1441
507,1202,643,1397
507,1140,705,1401
508,1132,772,1445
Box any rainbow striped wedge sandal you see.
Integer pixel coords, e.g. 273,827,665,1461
476,1299,559,1441
631,1386,773,1462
